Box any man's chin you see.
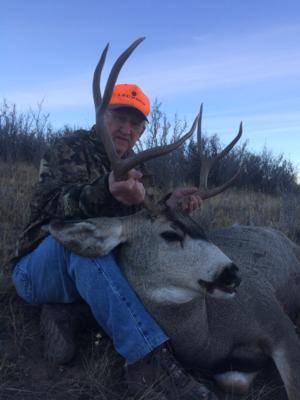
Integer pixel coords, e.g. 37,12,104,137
115,145,129,157
113,137,131,156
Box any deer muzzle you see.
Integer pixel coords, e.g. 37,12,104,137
198,263,241,298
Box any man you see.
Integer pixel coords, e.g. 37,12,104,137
12,84,214,400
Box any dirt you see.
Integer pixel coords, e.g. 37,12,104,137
0,293,126,400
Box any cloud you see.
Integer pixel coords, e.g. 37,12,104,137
4,25,300,113
5,72,92,109
129,26,300,98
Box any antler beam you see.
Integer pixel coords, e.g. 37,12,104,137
197,104,243,199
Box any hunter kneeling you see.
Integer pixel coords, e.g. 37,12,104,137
10,40,215,400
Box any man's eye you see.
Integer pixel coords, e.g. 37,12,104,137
117,115,126,123
160,231,184,242
129,118,142,126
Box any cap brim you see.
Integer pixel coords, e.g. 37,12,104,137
108,104,148,122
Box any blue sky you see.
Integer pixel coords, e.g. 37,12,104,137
2,0,300,173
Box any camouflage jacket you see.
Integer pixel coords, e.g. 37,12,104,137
9,127,153,271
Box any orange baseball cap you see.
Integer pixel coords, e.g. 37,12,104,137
109,83,150,120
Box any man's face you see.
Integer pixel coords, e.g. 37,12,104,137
104,107,146,156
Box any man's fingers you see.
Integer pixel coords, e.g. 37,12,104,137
166,187,203,212
194,195,203,208
127,169,143,180
183,194,202,213
189,196,197,212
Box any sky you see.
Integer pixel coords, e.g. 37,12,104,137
1,0,300,173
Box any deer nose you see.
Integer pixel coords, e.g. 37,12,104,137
216,263,241,290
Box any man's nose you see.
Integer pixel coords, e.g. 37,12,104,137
120,120,132,134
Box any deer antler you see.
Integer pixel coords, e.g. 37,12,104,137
93,38,199,181
197,104,243,199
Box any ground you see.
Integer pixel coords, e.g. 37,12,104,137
0,288,291,400
0,291,126,400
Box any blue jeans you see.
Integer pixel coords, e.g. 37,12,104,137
12,235,168,364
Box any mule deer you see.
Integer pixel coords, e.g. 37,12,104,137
48,38,300,400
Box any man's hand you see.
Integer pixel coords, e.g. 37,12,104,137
165,187,203,213
109,169,146,206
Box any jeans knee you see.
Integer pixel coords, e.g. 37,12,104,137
12,265,35,304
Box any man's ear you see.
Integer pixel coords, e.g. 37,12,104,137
139,122,146,137
47,218,126,257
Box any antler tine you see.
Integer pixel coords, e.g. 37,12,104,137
197,104,213,190
101,37,145,111
213,122,243,165
93,38,145,176
200,169,242,199
197,103,203,155
93,43,109,110
197,107,243,199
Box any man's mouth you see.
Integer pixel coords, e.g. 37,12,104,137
115,136,129,143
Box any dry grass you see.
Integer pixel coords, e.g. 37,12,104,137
0,162,38,267
201,189,300,245
1,162,299,269
1,161,299,400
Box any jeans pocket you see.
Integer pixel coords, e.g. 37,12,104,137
12,266,35,304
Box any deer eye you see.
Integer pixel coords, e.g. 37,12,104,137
160,231,184,242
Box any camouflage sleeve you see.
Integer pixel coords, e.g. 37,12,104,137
30,136,125,221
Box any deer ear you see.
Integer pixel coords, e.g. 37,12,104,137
47,218,126,257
